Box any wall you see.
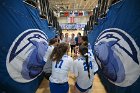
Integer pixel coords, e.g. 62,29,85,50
62,30,84,38
58,16,89,24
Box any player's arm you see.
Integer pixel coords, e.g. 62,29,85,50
70,58,74,73
68,57,75,77
72,59,79,77
90,56,98,75
43,46,51,62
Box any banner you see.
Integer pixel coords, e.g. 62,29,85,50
89,0,140,93
64,11,69,17
70,17,74,23
60,12,64,17
78,11,83,16
0,0,55,93
60,23,86,30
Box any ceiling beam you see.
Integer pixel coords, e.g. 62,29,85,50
79,0,83,9
83,0,90,10
49,0,98,12
68,0,71,10
88,0,97,9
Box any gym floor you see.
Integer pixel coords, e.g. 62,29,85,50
36,74,106,93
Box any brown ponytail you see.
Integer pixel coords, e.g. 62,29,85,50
50,43,69,62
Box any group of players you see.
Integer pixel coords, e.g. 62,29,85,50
43,32,98,93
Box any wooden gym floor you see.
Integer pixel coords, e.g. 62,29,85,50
36,74,106,93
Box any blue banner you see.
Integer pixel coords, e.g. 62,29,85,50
0,0,55,93
88,0,140,93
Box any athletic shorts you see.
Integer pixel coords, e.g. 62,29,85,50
49,82,69,93
75,82,92,92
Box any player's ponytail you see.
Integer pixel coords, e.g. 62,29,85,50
50,43,69,62
79,45,90,79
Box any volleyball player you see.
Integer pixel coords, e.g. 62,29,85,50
49,43,73,93
43,38,58,79
73,45,98,93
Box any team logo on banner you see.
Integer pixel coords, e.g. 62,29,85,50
6,29,48,83
94,28,140,87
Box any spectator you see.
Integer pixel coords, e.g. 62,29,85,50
70,33,76,56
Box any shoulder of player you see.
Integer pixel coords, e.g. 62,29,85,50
48,45,54,50
88,55,95,60
63,55,73,60
88,56,96,63
74,57,84,63
67,55,73,61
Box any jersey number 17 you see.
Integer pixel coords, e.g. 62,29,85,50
55,60,64,68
